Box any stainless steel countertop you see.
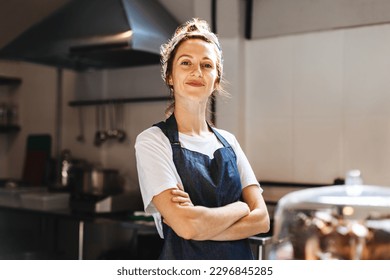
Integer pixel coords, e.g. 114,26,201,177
261,186,306,204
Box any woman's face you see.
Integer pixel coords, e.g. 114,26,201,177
168,39,219,104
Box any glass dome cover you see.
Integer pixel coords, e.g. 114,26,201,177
270,177,390,260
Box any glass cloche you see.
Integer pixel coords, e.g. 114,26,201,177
269,170,390,260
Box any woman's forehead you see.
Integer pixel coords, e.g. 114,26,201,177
174,39,219,60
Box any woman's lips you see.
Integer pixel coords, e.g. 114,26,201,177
186,81,204,87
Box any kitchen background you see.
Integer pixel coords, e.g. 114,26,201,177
1,0,390,260
2,0,390,187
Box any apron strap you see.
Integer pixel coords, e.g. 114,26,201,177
153,114,180,146
208,125,230,148
154,113,233,151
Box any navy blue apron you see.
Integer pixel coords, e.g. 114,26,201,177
153,114,253,260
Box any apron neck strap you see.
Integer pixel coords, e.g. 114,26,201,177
153,113,180,145
154,113,230,148
208,125,230,148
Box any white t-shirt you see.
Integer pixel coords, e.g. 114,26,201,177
134,126,261,237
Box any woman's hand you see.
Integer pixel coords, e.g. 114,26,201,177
170,184,194,207
163,184,194,228
209,185,270,241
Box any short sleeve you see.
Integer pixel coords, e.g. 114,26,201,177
134,127,182,214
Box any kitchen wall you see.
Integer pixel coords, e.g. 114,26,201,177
0,60,167,190
0,0,213,191
0,61,60,179
244,23,390,186
2,0,390,189
62,66,168,191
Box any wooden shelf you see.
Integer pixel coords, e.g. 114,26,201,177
68,96,170,107
0,76,22,86
0,125,21,133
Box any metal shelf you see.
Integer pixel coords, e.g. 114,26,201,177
0,125,21,133
68,96,170,107
0,76,22,86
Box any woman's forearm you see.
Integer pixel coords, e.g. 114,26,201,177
209,207,270,241
209,185,270,241
159,185,269,241
164,199,250,240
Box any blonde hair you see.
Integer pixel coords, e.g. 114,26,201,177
160,18,229,115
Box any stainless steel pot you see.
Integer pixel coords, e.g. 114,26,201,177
69,165,124,196
269,171,390,260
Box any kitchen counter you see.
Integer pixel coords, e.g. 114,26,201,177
260,181,331,210
262,185,306,204
0,187,157,260
0,183,331,260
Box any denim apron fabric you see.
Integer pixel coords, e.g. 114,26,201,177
153,114,253,260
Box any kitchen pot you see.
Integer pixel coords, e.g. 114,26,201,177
269,171,390,260
68,165,124,196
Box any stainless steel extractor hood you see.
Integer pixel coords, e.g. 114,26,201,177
0,0,179,71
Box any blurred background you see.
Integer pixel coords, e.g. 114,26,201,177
1,0,390,260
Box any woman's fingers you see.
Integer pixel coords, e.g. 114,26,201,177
171,188,193,206
172,189,189,197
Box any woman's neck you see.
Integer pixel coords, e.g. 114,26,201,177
174,105,211,136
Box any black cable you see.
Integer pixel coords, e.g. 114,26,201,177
211,0,217,125
245,0,253,39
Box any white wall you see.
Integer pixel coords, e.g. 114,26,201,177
244,24,390,185
251,0,390,39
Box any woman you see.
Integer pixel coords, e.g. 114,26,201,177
135,18,269,259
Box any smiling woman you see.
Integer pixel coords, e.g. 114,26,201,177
160,18,227,118
168,39,218,113
134,18,270,260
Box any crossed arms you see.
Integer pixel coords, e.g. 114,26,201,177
152,184,270,241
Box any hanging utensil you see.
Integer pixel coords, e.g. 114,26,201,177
94,105,107,146
94,106,101,146
116,103,127,143
100,105,108,144
107,102,118,139
76,107,85,143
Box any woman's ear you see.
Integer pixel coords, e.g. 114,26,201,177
213,79,220,92
167,76,173,86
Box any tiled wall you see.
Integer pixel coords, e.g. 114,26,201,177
243,24,390,186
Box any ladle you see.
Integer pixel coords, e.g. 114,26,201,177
94,105,107,146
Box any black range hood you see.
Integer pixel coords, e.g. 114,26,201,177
0,0,179,71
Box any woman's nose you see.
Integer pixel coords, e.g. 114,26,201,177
191,64,202,77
